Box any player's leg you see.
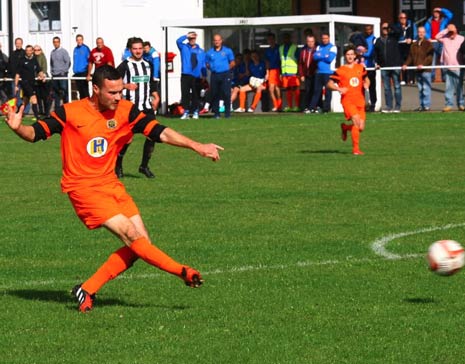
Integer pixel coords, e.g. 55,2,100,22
115,142,131,178
139,139,155,178
103,214,203,287
350,113,365,155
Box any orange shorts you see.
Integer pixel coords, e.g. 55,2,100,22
343,102,366,121
68,180,140,230
268,69,281,86
281,75,300,88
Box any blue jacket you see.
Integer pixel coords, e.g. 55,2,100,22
143,47,160,79
313,43,337,74
425,8,453,40
73,44,90,74
176,35,206,78
206,45,235,74
397,19,417,41
363,34,376,68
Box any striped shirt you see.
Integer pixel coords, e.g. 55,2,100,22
116,58,153,111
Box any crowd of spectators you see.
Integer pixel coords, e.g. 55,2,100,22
4,6,465,119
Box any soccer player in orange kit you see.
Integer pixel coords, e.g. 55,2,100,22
4,65,224,312
327,45,370,155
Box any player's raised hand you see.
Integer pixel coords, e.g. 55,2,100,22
5,104,25,131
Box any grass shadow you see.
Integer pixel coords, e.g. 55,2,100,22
7,289,190,311
403,297,437,304
299,150,349,154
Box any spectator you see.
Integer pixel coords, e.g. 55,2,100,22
73,34,91,99
435,24,464,112
264,33,282,111
176,31,206,119
374,22,403,113
14,45,45,119
298,35,317,113
0,42,10,103
425,7,453,82
230,53,249,109
50,36,71,108
33,45,52,117
86,37,115,81
143,41,161,113
402,26,434,111
234,50,268,113
308,32,337,113
115,37,160,179
363,24,377,111
279,33,300,112
205,34,235,119
8,38,25,106
397,12,417,85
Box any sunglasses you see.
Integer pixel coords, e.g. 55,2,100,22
34,48,41,51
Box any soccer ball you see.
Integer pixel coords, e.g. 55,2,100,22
427,240,465,276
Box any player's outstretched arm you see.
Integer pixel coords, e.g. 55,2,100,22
4,105,36,142
159,127,224,162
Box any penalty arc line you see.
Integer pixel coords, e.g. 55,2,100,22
3,224,464,289
371,222,465,260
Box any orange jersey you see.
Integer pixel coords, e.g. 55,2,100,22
33,99,163,192
330,63,367,107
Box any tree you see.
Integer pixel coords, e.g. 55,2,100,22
204,0,291,18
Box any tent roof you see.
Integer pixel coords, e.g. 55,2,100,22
161,14,380,29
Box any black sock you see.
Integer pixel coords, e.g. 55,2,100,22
141,139,155,168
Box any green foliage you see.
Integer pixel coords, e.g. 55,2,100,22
204,0,292,18
1,112,465,363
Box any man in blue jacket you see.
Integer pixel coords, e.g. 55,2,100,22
425,7,453,82
308,32,337,113
205,34,235,119
363,25,377,111
177,31,206,120
73,34,91,99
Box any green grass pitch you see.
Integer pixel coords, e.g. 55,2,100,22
1,111,465,363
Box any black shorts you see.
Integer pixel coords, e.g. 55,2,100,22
21,81,36,97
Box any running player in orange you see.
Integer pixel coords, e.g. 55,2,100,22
4,65,223,313
327,45,370,155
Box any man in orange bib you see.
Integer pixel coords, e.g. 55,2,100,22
327,45,370,155
4,65,224,312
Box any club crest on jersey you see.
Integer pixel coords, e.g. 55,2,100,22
87,137,108,158
107,119,117,129
349,77,360,87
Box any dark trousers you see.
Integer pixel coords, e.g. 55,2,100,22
310,73,332,112
210,71,232,117
181,74,201,114
74,72,89,99
302,75,315,110
52,77,69,108
367,70,377,110
36,80,52,116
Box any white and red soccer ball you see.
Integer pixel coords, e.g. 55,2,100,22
427,240,465,276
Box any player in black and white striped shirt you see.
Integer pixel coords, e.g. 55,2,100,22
116,37,159,178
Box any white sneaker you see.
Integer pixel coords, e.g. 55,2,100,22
192,112,199,119
180,113,189,120
392,109,401,113
234,108,245,113
400,81,406,86
247,108,254,113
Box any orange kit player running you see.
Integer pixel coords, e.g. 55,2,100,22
4,65,224,313
327,45,370,155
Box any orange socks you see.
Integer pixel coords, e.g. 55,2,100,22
251,91,262,109
129,237,183,276
294,89,300,108
286,89,293,108
82,246,137,295
239,91,246,109
351,125,360,152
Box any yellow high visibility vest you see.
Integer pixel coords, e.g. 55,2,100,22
279,44,298,74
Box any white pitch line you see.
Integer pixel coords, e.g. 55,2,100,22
371,223,465,260
0,254,416,290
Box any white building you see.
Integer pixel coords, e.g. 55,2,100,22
1,0,204,104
